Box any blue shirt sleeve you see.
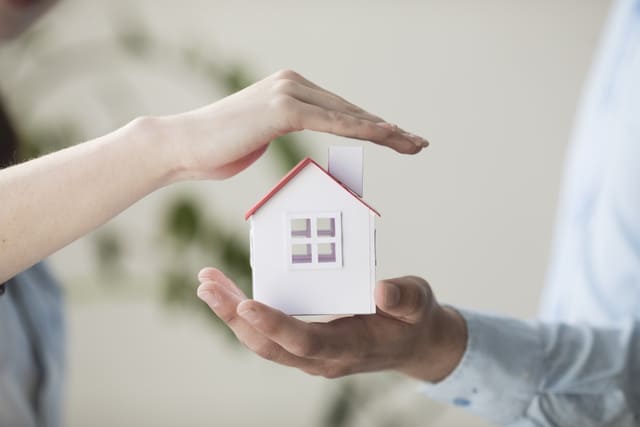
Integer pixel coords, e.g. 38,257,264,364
423,1,640,425
423,309,640,426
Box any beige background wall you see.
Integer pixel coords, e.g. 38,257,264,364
2,1,613,426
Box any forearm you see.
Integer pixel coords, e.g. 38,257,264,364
0,116,181,282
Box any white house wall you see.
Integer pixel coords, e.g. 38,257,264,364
251,165,375,315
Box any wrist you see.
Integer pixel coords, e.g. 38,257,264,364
398,305,468,383
123,115,190,186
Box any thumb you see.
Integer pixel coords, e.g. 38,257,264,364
374,276,431,324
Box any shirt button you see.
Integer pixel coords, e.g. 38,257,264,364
453,397,471,407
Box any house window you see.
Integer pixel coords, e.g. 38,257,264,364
291,243,312,264
317,242,336,263
317,217,335,237
291,218,311,238
287,213,342,268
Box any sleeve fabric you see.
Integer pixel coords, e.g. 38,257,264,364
423,309,640,427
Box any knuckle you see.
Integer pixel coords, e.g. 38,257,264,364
376,124,394,139
326,111,349,129
272,78,298,95
324,109,338,122
273,68,301,81
269,95,303,131
251,342,280,361
361,121,382,139
326,109,339,120
218,310,237,324
269,94,297,113
292,335,320,358
255,315,281,336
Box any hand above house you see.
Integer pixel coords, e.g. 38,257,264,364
0,68,428,283
196,268,467,382
158,68,429,181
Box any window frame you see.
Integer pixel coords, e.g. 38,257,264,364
286,212,343,270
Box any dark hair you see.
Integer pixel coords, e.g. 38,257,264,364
0,99,19,168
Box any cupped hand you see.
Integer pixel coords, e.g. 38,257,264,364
159,69,429,181
196,268,466,382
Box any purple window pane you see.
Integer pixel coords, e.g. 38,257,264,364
317,242,336,263
292,243,312,264
317,217,335,237
292,254,313,263
291,218,311,238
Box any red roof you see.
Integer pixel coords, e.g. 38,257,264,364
245,157,381,220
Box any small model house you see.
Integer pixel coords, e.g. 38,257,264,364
245,146,379,315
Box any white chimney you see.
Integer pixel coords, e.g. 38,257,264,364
328,145,364,197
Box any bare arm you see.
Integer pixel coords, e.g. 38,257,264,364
0,119,172,282
0,70,427,283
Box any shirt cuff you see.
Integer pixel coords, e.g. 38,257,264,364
422,308,543,426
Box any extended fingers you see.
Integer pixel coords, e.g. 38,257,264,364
196,272,306,368
267,69,429,154
196,268,431,379
236,299,369,360
197,282,359,377
283,100,425,154
198,267,246,299
236,300,325,358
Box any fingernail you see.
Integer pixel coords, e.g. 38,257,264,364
197,267,214,281
197,285,219,308
404,131,429,148
384,283,400,307
412,136,429,148
238,306,260,323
